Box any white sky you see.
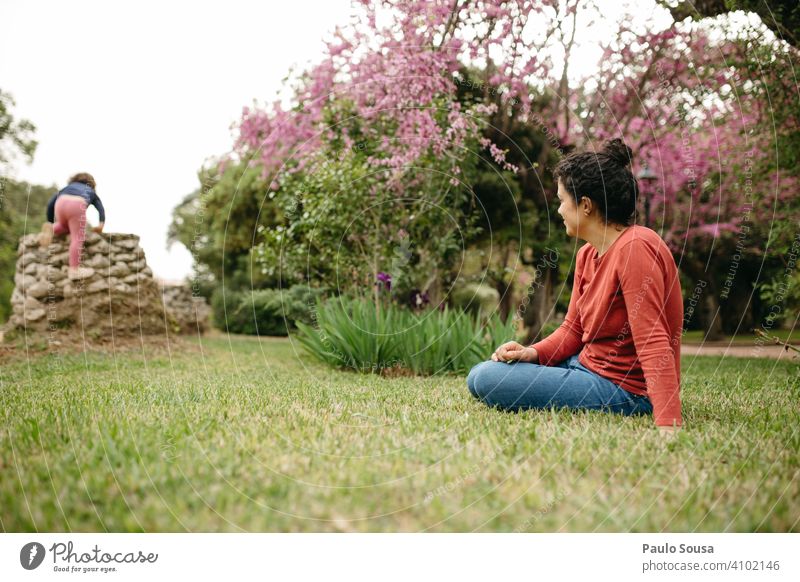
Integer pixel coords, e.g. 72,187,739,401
0,0,351,280
1,0,672,280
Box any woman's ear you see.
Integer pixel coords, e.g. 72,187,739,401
580,196,593,216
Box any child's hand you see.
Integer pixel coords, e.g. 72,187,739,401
92,222,105,234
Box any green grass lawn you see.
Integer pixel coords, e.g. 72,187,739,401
682,328,798,344
1,334,798,532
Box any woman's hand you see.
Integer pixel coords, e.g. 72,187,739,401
491,341,538,364
92,222,104,234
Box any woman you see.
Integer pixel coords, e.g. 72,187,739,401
467,139,683,436
39,172,105,280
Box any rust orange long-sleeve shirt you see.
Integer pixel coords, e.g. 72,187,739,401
531,225,684,427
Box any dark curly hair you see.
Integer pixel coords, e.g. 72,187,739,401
68,172,96,190
553,138,638,226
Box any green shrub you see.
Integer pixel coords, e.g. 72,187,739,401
758,270,800,329
211,285,326,336
294,295,518,376
450,282,500,317
538,319,562,339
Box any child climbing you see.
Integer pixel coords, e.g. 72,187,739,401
39,172,106,280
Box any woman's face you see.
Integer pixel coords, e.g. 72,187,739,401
556,179,581,238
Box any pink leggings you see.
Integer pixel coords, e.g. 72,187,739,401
53,196,89,268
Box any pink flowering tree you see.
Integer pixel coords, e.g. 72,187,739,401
233,0,538,308
575,17,800,336
208,0,800,336
232,0,588,326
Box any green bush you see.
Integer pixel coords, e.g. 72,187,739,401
538,319,562,338
758,270,800,329
450,282,500,317
1,179,52,322
294,295,518,376
211,285,326,336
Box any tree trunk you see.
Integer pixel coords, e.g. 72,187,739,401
701,284,725,341
493,242,514,322
721,286,754,335
495,278,513,323
522,261,557,344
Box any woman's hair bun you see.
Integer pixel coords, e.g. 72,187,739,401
602,138,633,167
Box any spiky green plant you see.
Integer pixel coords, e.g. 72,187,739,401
294,296,518,375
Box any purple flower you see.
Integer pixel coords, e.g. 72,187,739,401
409,289,430,309
376,271,392,292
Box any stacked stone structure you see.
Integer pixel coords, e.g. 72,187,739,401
7,231,209,336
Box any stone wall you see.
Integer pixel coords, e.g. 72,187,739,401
7,231,210,336
160,282,212,333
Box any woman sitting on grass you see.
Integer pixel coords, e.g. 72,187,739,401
467,139,683,436
39,172,105,280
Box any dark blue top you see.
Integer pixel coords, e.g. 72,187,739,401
46,182,105,223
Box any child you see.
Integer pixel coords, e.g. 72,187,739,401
39,172,106,280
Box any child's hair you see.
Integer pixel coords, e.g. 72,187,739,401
552,138,639,226
68,172,97,190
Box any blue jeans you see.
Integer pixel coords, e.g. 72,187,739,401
466,352,653,418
